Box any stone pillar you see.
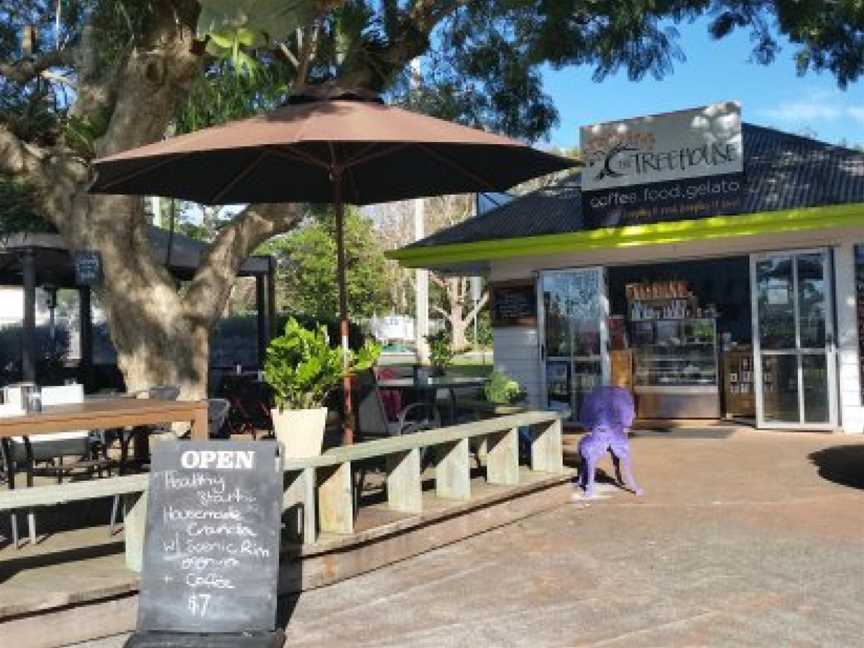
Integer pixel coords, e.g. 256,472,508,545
833,242,863,433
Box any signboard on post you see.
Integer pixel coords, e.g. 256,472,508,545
73,250,103,286
580,101,744,228
129,440,283,646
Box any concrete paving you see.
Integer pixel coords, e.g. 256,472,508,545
72,428,864,647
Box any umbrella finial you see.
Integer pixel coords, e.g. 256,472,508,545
286,82,383,105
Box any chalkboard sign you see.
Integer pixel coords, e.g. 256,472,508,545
73,250,102,286
490,281,537,327
137,441,282,635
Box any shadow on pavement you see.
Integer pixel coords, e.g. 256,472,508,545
631,428,735,439
808,444,864,490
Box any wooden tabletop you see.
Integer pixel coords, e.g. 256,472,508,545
0,398,209,440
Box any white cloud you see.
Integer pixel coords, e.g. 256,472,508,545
847,106,864,126
759,90,864,126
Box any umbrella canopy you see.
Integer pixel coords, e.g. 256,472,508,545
89,88,577,204
89,86,579,444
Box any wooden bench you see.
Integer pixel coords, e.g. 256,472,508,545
0,410,565,571
281,410,564,542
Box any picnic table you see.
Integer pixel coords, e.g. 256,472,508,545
0,398,209,441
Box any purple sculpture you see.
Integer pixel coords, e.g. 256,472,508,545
577,385,643,497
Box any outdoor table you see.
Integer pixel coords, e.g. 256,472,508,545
0,398,209,441
377,376,488,424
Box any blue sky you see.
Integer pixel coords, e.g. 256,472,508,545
542,16,864,150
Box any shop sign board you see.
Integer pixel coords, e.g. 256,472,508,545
73,250,103,286
580,101,744,228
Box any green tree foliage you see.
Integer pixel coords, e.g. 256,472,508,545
709,0,864,89
262,208,389,322
0,174,53,235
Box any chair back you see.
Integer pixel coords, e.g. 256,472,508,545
354,369,391,438
148,385,180,400
13,384,89,461
579,385,635,432
207,398,231,439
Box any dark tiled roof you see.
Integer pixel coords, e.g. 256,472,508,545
407,123,864,249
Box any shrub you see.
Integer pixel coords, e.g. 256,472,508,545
426,329,454,375
264,318,379,411
484,370,526,404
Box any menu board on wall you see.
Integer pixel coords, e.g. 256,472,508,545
490,281,537,327
136,441,282,635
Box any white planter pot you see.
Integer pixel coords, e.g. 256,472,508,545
271,407,327,459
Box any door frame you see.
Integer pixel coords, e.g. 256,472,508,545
750,248,838,429
536,266,610,418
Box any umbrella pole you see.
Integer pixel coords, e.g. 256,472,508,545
334,180,354,445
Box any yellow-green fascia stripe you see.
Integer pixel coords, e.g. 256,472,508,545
386,203,864,268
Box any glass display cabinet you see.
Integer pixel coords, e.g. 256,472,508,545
630,318,721,418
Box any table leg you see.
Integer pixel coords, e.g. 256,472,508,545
190,402,208,440
448,387,457,425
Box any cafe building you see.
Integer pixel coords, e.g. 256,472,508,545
389,103,864,433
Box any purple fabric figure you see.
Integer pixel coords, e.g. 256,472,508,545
577,386,643,497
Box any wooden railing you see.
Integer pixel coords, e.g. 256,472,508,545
0,410,565,572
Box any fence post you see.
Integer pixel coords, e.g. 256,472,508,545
530,418,564,474
283,467,317,544
386,448,423,513
435,439,471,500
123,492,147,572
486,428,520,485
318,462,354,534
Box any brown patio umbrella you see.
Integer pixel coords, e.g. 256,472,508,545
89,85,578,442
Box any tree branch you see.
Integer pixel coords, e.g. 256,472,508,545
0,125,55,185
293,21,320,91
340,0,468,89
0,49,71,84
429,272,448,289
184,202,305,325
432,305,449,320
465,291,489,322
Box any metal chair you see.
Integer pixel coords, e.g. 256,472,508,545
218,375,273,439
108,384,181,536
117,384,180,470
355,369,441,439
4,384,111,547
206,398,232,439
576,385,643,497
353,369,442,509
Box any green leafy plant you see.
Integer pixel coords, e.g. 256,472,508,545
484,370,526,405
426,329,454,376
264,318,379,411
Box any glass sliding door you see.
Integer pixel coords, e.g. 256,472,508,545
538,268,610,421
751,250,837,429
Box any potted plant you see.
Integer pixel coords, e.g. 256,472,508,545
426,329,454,376
484,370,527,405
264,318,378,458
